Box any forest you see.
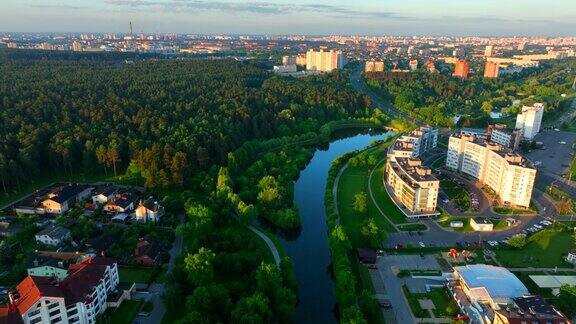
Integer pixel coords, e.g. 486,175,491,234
365,58,576,127
0,49,370,194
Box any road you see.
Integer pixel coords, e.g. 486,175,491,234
135,218,183,324
248,225,281,266
349,65,420,125
376,256,417,324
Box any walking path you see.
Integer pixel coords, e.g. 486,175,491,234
368,158,400,231
248,225,281,266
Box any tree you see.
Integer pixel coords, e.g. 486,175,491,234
184,247,216,286
96,145,109,175
353,192,368,214
257,175,281,206
361,218,381,247
230,292,272,324
557,199,574,215
107,143,120,177
508,233,527,248
481,101,493,114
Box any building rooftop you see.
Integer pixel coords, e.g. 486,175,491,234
36,225,70,240
496,295,569,322
472,217,492,224
455,264,529,300
393,157,438,183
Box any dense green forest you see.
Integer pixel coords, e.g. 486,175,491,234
0,50,370,194
365,58,576,127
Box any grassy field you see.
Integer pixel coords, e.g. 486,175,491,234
403,286,458,318
437,215,473,232
402,286,428,318
337,165,395,247
108,299,143,324
118,266,158,284
493,206,536,215
439,178,471,211
369,162,407,224
496,229,575,268
397,223,428,231
431,157,446,169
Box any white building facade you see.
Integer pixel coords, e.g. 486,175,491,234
515,103,544,139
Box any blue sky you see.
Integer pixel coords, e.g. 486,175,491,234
1,0,575,35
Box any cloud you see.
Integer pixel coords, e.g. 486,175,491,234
30,3,87,10
103,0,400,18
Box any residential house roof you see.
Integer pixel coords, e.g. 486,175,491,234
36,226,70,240
134,239,161,261
48,184,92,204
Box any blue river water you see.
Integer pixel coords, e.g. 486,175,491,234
281,131,394,323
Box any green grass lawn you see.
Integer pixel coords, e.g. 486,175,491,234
402,286,428,318
437,215,473,232
427,289,459,318
108,299,143,324
431,157,446,169
118,266,157,284
496,229,575,268
369,163,407,224
337,165,395,248
493,206,536,215
439,178,471,211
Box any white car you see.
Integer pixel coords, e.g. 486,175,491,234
419,242,426,248
533,224,543,230
559,141,567,145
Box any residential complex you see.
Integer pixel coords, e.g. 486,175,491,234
305,48,345,72
515,103,544,140
483,61,500,78
386,127,440,216
446,133,536,208
1,257,120,324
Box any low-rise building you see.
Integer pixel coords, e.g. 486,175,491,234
104,191,138,213
470,217,493,232
26,251,87,281
493,295,571,324
91,186,118,206
35,225,71,247
446,133,536,208
134,199,164,223
14,183,93,215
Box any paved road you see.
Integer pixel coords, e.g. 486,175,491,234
349,65,420,126
376,256,417,324
248,225,281,266
136,218,184,324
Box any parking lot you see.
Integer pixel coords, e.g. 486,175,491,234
526,130,576,176
384,254,441,271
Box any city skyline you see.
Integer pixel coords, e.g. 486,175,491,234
1,0,575,36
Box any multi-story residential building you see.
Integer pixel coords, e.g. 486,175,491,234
2,257,119,324
446,133,536,208
305,49,345,72
386,157,439,215
385,127,439,216
409,59,418,71
483,61,500,78
281,55,296,65
493,296,571,324
487,123,522,150
515,103,544,139
364,60,384,73
452,59,469,79
34,225,71,247
484,45,494,57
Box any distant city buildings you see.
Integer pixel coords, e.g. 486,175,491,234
484,45,494,57
515,103,544,139
446,133,536,208
424,60,436,73
483,61,500,78
305,48,345,72
386,127,440,216
364,60,384,73
452,59,469,79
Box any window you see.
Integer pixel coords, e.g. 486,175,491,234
50,316,62,324
49,309,61,317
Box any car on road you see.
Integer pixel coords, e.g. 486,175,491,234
378,300,392,308
419,242,425,248
559,141,567,145
533,224,543,230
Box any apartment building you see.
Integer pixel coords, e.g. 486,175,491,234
364,60,384,73
516,103,544,139
385,127,439,216
446,133,536,208
483,61,500,78
487,124,522,150
452,59,469,79
3,257,119,324
305,49,345,72
386,157,439,214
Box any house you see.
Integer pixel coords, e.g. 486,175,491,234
0,217,19,238
104,191,138,213
493,295,571,324
1,257,119,324
135,199,165,223
34,225,71,247
470,217,493,232
567,250,576,264
26,251,87,281
91,186,118,206
134,239,161,267
40,184,93,214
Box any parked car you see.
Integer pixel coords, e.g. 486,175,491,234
419,242,426,248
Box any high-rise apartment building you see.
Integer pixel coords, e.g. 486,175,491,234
452,59,469,79
484,45,494,57
365,60,384,73
386,127,439,216
282,55,297,65
295,54,307,66
446,134,536,208
484,61,500,78
305,49,345,72
515,103,544,139
487,124,522,150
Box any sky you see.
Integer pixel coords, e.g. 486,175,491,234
1,0,575,36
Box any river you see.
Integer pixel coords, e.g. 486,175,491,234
281,131,394,323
